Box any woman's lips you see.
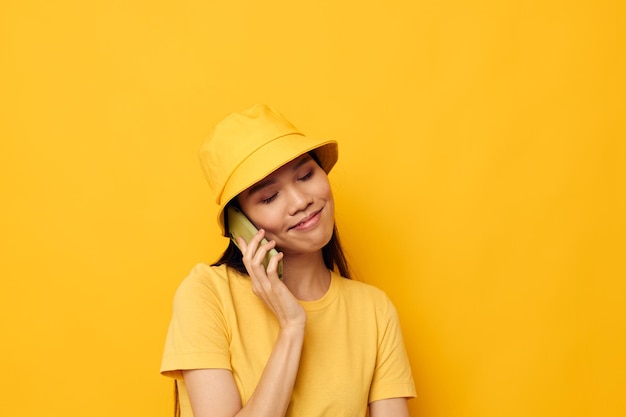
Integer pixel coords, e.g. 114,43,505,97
290,209,322,231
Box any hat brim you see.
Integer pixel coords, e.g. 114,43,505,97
217,133,338,235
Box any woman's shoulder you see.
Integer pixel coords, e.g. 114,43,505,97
174,263,247,299
333,276,401,324
178,262,224,285
335,274,392,305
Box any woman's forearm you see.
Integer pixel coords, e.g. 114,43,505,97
185,325,305,417
236,325,305,417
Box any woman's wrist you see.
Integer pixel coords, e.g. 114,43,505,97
277,323,306,347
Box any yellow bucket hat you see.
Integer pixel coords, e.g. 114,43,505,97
199,104,338,236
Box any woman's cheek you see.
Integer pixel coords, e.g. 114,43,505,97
252,208,283,234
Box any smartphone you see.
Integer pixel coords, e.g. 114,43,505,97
227,206,283,279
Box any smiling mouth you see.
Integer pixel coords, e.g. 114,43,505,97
289,209,323,230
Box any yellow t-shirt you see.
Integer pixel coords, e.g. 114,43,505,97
161,263,415,416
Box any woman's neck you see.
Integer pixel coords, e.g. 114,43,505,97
281,251,331,301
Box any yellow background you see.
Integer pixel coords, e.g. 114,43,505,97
1,1,624,416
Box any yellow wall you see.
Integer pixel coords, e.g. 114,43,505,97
1,1,624,416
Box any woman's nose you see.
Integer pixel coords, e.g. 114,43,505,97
287,187,313,215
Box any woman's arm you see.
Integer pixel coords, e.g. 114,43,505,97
369,397,411,417
184,231,307,417
183,325,305,417
183,369,241,417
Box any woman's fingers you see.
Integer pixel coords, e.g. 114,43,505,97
237,230,278,289
238,231,274,270
236,231,305,328
266,251,284,279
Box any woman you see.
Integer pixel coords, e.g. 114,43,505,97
161,104,415,417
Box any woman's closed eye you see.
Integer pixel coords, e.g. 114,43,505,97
257,167,315,204
298,169,314,182
261,193,278,204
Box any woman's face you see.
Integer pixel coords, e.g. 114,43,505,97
237,154,335,256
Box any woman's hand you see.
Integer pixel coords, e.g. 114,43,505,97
237,230,306,330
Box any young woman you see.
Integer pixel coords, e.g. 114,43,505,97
161,104,415,417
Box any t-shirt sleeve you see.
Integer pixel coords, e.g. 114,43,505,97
368,294,416,403
160,264,232,379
